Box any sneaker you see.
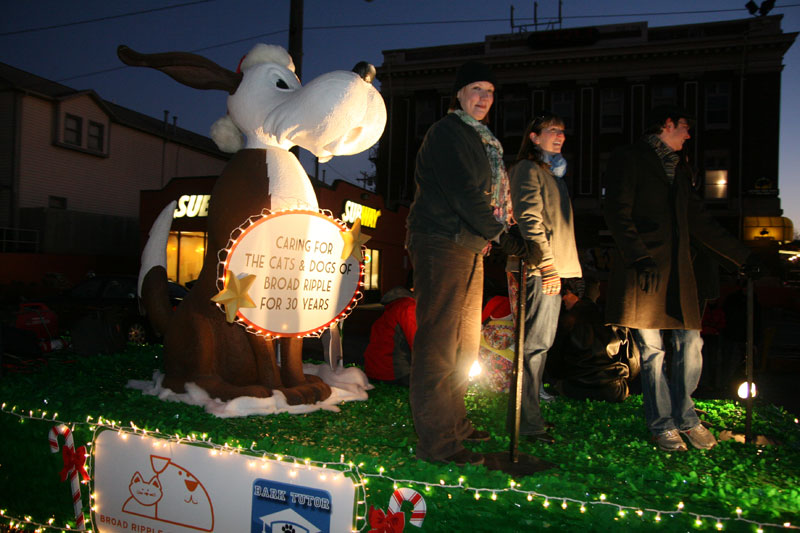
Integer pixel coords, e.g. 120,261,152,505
437,449,485,466
464,429,491,442
654,429,688,452
682,424,718,450
523,431,555,444
539,383,556,402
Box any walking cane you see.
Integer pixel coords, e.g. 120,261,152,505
484,257,554,474
745,274,754,444
509,257,527,462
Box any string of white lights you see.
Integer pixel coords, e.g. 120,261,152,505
1,403,797,533
364,470,797,532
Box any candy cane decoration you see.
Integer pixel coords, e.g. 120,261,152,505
49,424,87,529
388,487,426,528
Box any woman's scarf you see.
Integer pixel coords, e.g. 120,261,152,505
539,148,567,178
453,110,513,226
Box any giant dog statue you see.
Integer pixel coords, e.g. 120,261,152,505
119,44,386,404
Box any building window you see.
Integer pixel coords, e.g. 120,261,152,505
651,85,677,108
48,196,67,209
704,151,729,200
704,170,728,200
598,152,611,198
600,88,624,132
64,114,82,146
363,248,380,291
440,95,451,117
167,231,207,286
415,97,437,139
705,82,731,128
502,98,528,137
550,90,574,133
88,121,104,151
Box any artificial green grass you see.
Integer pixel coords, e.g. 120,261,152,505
1,344,798,532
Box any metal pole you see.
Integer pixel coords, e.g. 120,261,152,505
509,258,527,463
745,276,754,443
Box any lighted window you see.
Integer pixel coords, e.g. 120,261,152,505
64,114,82,145
88,121,104,151
704,170,728,200
704,151,730,200
167,231,207,286
600,88,624,132
362,248,380,291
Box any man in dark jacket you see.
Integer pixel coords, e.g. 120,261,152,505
604,106,751,452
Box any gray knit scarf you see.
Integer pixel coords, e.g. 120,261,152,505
646,134,679,184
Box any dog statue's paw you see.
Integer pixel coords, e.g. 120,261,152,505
280,376,332,405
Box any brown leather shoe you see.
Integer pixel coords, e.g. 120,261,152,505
464,429,491,442
438,449,485,466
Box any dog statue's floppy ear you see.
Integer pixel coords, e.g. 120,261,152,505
117,45,243,95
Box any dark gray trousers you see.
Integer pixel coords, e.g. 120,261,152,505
408,233,482,460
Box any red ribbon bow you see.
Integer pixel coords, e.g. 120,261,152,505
368,506,405,533
59,445,90,483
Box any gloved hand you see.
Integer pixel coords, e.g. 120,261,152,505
633,257,660,294
540,261,561,295
739,253,763,279
497,230,527,258
524,240,543,267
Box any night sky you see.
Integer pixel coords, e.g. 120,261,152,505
2,0,799,230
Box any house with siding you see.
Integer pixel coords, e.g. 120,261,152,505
0,61,229,284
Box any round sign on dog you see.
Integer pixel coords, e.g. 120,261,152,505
216,210,364,337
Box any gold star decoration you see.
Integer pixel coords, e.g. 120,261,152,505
340,218,372,261
210,270,257,323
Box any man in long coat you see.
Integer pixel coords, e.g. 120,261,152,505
604,106,752,452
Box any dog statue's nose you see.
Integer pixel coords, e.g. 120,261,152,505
352,61,376,84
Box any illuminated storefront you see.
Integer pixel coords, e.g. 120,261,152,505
140,176,410,299
742,216,794,244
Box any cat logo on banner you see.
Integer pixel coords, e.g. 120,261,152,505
92,429,356,532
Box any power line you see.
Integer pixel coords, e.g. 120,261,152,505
52,4,800,83
57,29,286,83
0,0,214,37
562,4,800,20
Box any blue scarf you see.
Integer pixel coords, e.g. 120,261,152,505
541,150,567,178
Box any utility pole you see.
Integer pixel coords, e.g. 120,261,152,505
288,0,303,159
288,0,303,81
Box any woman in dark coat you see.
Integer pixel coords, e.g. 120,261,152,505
405,61,529,466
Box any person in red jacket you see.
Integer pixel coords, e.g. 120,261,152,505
364,286,417,386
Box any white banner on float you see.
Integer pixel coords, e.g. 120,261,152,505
222,210,362,337
93,430,356,533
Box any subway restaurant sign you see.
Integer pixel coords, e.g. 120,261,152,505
341,200,381,229
213,210,367,337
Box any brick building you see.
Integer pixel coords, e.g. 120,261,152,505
375,15,797,251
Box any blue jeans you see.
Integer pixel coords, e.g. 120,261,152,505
408,233,482,460
513,273,561,435
631,328,703,434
